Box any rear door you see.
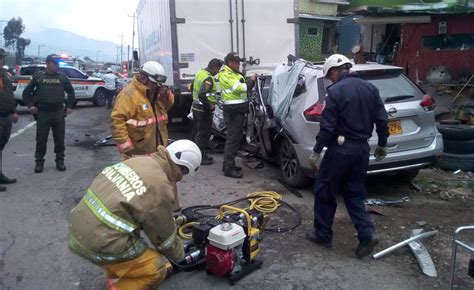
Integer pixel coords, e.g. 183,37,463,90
358,69,437,154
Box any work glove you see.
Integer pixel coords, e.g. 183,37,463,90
374,146,387,161
309,151,321,171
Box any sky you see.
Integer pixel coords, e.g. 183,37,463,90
0,0,139,45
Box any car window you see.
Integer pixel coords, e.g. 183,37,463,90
293,74,306,98
359,70,424,103
20,66,45,75
61,67,86,79
317,77,331,101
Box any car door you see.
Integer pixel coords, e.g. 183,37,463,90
60,67,90,100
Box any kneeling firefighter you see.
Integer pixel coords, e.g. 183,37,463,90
68,140,202,290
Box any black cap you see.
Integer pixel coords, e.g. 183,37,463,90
224,52,243,64
45,54,60,64
0,48,7,57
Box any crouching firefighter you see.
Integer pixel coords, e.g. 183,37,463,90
68,140,202,290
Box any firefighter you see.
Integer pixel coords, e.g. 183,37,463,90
68,139,201,290
191,58,223,165
23,54,75,173
0,48,19,191
218,52,255,178
306,54,389,259
110,61,174,160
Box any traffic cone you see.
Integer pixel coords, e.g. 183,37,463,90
122,63,128,78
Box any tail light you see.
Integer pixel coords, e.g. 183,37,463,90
304,102,325,122
420,94,436,112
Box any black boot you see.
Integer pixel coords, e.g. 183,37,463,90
222,165,242,172
224,168,243,179
0,185,6,192
56,160,66,171
201,155,214,165
355,234,379,259
0,174,17,184
35,160,45,173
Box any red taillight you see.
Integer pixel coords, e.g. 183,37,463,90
420,94,436,111
304,102,325,122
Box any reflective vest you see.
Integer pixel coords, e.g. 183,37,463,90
192,69,217,104
68,188,147,264
218,65,248,105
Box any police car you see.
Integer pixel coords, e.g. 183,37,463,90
14,64,107,107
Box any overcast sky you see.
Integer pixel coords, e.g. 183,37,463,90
0,0,139,45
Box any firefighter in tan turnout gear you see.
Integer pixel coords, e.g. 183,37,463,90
110,61,174,160
68,140,202,290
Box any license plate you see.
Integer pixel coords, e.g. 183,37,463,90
388,120,403,135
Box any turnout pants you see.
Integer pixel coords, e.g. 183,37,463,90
103,248,172,290
313,139,375,242
192,108,213,156
223,104,247,171
35,110,66,161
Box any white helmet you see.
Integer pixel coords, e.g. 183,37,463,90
141,61,167,84
107,67,112,72
166,139,202,175
323,54,352,77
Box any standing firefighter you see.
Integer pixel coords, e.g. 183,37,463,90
191,58,223,165
218,52,255,178
0,48,19,191
69,140,202,290
111,61,174,160
306,54,389,258
23,54,75,173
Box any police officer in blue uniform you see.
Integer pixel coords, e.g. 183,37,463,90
306,54,389,259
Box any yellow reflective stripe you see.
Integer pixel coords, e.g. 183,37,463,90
69,233,146,264
223,99,247,105
157,226,177,252
84,189,137,234
231,81,241,91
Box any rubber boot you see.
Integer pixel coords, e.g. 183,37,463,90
35,160,45,173
0,174,17,184
56,160,66,171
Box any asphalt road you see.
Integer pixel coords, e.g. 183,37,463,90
0,105,472,290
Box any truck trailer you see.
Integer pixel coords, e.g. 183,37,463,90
136,0,299,125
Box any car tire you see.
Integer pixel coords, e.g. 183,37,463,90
278,138,310,188
437,153,474,172
443,139,474,154
93,89,106,107
437,124,474,140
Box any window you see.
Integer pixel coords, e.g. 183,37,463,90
307,27,318,36
62,68,86,79
293,75,306,98
422,33,474,51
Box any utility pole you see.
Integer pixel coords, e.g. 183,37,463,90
116,45,120,67
96,50,101,64
127,13,136,69
37,44,46,59
127,45,130,70
120,34,124,66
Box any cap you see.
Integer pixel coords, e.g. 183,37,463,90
45,54,60,64
0,48,7,57
224,52,243,64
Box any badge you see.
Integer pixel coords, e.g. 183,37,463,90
142,104,149,110
337,136,345,145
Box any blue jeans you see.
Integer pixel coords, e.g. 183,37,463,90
313,140,375,242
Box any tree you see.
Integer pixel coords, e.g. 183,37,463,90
3,17,31,64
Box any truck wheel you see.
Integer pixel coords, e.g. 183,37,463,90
278,138,310,188
437,124,474,140
443,139,474,154
93,89,106,107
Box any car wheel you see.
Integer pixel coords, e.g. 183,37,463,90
93,89,106,107
437,124,474,140
278,138,310,188
443,139,474,154
438,153,474,172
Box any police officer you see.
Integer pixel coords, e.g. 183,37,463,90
306,54,389,259
0,48,19,191
218,52,255,178
23,54,75,173
191,58,223,165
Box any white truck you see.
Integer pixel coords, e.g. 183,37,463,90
136,0,299,125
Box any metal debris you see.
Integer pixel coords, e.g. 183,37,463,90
373,230,438,259
365,196,410,206
409,229,437,277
